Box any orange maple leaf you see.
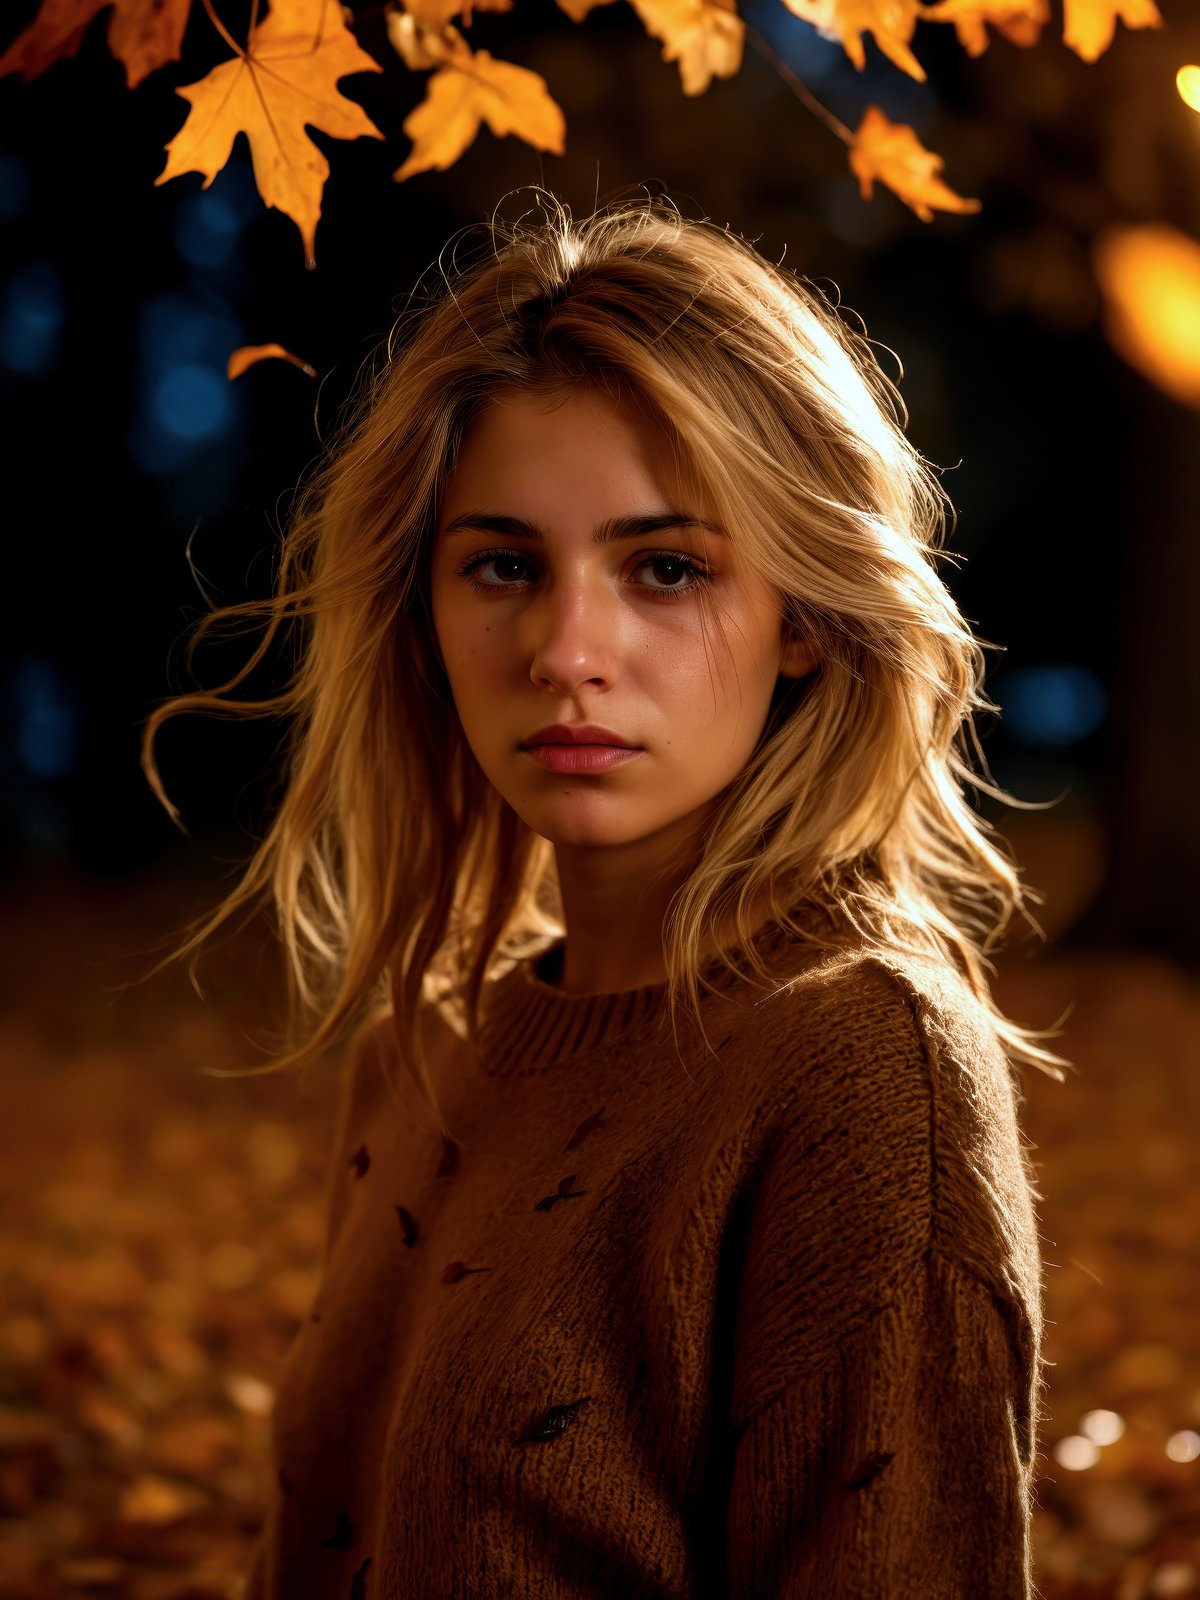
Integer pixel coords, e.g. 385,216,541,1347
383,0,520,76
0,0,192,89
554,0,618,18
849,105,981,221
921,0,1048,56
155,0,384,269
628,0,743,95
386,6,456,69
396,0,512,29
227,342,317,378
778,0,924,82
1062,0,1162,62
394,39,565,179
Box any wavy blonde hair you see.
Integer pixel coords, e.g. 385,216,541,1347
142,189,1066,1123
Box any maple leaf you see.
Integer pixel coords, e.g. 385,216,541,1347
384,0,515,71
554,0,619,18
227,343,317,378
392,0,512,30
394,39,565,180
921,0,1048,56
1062,0,1162,62
778,0,925,82
849,104,981,221
0,0,192,89
386,6,460,70
629,0,743,96
155,0,384,269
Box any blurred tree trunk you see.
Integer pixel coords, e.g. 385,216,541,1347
1079,392,1200,965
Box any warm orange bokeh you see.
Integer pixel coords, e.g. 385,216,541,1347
1093,225,1200,410
1176,62,1200,113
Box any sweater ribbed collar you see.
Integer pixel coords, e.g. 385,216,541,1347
475,914,802,1078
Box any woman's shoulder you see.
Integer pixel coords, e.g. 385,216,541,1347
759,931,1012,1094
745,933,1043,1298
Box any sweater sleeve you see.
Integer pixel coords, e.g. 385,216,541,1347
725,1250,1037,1598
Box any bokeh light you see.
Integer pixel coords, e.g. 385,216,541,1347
1079,1408,1126,1445
0,260,65,377
1176,64,1200,112
1094,225,1200,409
172,190,245,271
1054,1435,1102,1471
0,147,33,223
152,364,236,444
6,651,82,779
995,663,1108,747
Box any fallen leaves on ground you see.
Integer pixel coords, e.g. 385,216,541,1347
0,866,1198,1597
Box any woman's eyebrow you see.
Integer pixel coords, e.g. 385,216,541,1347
439,511,725,543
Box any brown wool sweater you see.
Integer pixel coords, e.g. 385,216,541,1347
243,917,1047,1599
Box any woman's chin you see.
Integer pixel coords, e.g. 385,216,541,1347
518,806,663,852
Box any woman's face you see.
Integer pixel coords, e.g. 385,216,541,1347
429,386,815,851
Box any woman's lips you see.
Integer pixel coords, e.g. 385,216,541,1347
521,744,645,774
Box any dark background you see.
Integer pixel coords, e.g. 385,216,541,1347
1,0,1196,961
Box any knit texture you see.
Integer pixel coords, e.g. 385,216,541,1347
244,917,1047,1598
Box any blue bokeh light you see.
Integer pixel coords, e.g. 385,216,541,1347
136,291,244,371
0,151,33,226
170,160,259,273
152,363,236,442
998,664,1108,747
0,261,66,377
7,652,83,778
127,290,247,475
172,189,244,269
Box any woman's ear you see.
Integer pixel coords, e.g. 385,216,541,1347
779,626,818,680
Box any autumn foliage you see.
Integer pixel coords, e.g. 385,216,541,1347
0,0,1166,269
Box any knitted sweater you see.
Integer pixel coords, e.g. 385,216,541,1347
244,917,1046,1598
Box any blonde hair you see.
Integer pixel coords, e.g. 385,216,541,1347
142,188,1066,1123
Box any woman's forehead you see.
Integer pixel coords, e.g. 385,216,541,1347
444,383,711,521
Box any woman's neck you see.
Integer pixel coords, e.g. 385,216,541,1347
543,896,784,995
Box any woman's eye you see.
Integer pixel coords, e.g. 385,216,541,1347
635,555,702,593
455,548,710,598
460,552,532,589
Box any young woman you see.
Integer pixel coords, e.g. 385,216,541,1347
144,191,1062,1598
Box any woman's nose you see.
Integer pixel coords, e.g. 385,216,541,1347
525,573,620,694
